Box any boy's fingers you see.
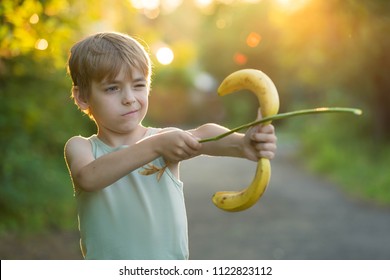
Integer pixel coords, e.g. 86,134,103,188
251,124,275,139
185,132,202,150
258,150,276,160
251,132,277,143
261,124,275,134
256,142,277,153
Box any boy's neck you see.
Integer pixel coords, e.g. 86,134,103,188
96,125,148,148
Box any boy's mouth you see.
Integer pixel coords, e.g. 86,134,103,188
122,109,139,116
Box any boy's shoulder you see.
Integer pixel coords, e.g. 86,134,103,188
65,135,91,145
64,135,93,155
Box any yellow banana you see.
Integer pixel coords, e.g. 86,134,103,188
212,69,280,212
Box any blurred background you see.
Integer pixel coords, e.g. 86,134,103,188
1,0,389,259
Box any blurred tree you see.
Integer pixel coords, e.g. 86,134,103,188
0,0,91,232
1,0,390,233
266,0,390,142
340,0,390,142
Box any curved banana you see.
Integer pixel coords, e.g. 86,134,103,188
212,69,279,212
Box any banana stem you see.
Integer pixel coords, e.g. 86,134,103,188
199,107,362,143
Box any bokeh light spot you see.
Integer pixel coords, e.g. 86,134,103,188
233,52,247,65
246,32,261,47
156,47,174,65
35,39,48,50
29,14,39,24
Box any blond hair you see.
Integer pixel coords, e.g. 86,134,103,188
67,32,152,117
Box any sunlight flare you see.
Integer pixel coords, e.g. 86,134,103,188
246,32,262,48
29,14,39,24
156,47,174,65
275,0,311,12
35,39,48,50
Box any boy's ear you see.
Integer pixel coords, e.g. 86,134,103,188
72,86,89,110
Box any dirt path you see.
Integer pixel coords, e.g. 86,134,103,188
182,140,390,259
2,137,390,259
0,230,82,260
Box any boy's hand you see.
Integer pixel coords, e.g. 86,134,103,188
243,110,277,161
156,128,202,163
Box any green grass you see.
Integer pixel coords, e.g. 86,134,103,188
295,118,390,206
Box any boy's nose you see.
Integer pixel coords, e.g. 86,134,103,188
122,88,136,105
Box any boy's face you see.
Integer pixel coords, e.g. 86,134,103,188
87,67,149,134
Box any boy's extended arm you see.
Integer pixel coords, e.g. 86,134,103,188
188,123,276,161
188,124,244,158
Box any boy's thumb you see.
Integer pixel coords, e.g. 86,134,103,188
256,108,263,121
250,108,263,134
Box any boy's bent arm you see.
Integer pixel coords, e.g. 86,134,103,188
64,136,160,192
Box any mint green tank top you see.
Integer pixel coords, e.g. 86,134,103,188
76,128,189,259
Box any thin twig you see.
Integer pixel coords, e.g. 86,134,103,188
199,107,362,143
140,107,362,178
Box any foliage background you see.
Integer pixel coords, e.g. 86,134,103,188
1,0,389,234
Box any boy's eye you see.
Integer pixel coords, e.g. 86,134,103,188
134,83,147,89
105,86,120,92
134,84,146,91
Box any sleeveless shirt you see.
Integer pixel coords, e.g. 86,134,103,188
76,128,189,259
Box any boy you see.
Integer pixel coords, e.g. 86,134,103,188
64,32,277,259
